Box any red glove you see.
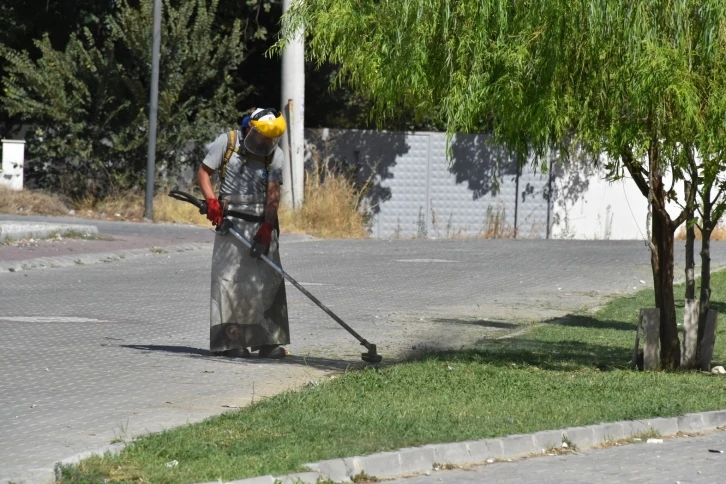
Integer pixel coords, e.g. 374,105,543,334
206,198,223,226
254,222,274,245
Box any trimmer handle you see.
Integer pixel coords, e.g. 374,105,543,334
168,189,208,215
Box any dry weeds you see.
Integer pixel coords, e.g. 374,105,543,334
0,186,70,216
278,164,370,239
74,190,209,225
0,178,369,238
676,223,726,241
0,187,208,225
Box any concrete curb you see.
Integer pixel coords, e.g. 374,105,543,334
213,409,726,484
8,409,725,483
0,222,99,243
0,443,125,484
0,242,211,273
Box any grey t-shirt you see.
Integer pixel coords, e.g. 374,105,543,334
202,130,284,202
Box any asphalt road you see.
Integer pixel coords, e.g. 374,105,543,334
1,218,725,481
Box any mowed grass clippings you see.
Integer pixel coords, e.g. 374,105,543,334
58,273,726,484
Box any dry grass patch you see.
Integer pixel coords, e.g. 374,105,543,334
0,187,208,225
279,168,370,239
0,186,70,216
2,174,369,237
154,192,209,225
676,223,726,241
79,190,208,225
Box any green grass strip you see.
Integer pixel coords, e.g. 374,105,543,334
59,272,726,483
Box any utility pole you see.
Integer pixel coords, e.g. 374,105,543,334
144,0,162,221
280,0,305,210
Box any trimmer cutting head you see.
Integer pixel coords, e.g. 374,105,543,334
362,344,383,363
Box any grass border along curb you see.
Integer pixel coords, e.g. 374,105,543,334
188,410,726,484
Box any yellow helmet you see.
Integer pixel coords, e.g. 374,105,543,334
249,109,287,138
244,108,287,156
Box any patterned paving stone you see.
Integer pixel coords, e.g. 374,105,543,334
0,236,724,479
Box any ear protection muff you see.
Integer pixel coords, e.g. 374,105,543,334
251,108,279,121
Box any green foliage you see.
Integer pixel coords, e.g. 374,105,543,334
0,0,244,199
278,0,726,164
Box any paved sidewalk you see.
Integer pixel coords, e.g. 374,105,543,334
1,229,725,481
0,215,214,265
389,430,726,484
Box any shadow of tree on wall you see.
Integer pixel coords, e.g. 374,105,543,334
449,134,519,201
301,130,600,239
549,150,600,238
304,128,410,215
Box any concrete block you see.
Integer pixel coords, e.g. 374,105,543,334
313,457,360,482
357,451,402,479
275,472,321,484
430,442,472,465
500,434,538,458
399,446,435,475
681,299,699,368
641,308,661,370
591,423,626,443
645,417,679,436
1,139,26,190
678,413,706,433
225,476,275,484
532,430,564,452
699,410,726,431
562,426,597,449
466,438,504,462
700,310,719,371
620,420,651,438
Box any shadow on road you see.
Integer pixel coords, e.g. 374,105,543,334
431,318,520,330
121,344,364,371
546,316,635,331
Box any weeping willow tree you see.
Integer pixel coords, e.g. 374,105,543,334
277,0,726,368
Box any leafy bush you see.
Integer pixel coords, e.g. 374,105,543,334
1,0,244,200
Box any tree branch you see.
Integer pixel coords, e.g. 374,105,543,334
621,146,649,198
672,145,699,229
713,186,725,208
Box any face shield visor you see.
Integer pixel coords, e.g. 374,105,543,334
244,111,286,157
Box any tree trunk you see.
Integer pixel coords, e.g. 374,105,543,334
622,140,681,369
685,180,696,300
651,206,680,368
649,157,680,369
681,181,699,369
699,217,713,349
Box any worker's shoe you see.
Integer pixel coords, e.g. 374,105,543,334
219,348,251,358
258,345,287,359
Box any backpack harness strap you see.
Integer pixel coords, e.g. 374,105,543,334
220,130,238,181
220,130,274,183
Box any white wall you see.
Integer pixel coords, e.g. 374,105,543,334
551,160,687,240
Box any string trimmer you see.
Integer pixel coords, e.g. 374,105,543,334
168,190,383,363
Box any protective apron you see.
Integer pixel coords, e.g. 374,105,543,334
209,197,290,352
